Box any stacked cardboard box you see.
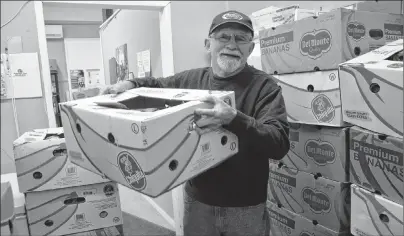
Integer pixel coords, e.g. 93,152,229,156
339,40,403,236
59,88,239,197
248,5,316,70
259,7,403,236
12,128,124,236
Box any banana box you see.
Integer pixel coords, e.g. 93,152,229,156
1,173,30,236
267,162,351,232
65,224,124,236
339,39,403,138
25,181,122,236
13,128,109,193
1,182,14,236
351,184,403,236
273,70,345,126
280,123,349,182
266,201,350,236
260,8,403,75
349,126,403,205
59,87,238,197
251,5,315,39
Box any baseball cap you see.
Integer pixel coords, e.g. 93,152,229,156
209,11,254,35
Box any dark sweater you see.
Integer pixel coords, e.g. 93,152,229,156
129,65,290,207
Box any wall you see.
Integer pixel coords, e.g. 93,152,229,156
100,9,163,84
43,5,102,24
1,1,49,174
170,1,227,72
46,24,100,102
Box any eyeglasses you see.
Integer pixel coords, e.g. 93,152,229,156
209,33,252,44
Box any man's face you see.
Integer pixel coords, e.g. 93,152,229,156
206,24,254,77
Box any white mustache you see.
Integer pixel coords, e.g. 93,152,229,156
219,50,242,57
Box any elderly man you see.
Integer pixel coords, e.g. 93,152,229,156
101,10,290,236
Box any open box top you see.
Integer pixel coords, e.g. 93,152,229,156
62,87,235,122
340,39,403,65
13,128,65,147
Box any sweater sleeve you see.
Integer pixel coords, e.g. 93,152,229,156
223,85,290,161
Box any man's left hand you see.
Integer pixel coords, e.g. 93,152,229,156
194,95,237,128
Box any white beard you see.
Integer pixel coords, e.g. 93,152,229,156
216,53,242,74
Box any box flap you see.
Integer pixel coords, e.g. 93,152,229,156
341,39,403,65
13,128,65,147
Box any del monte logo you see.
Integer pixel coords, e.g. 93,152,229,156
13,68,27,77
117,151,146,190
311,94,335,123
222,12,243,20
302,187,331,214
347,22,366,41
305,139,336,165
300,29,332,59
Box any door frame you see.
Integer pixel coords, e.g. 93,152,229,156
35,1,184,235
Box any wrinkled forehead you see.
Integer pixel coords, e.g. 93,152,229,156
211,23,252,36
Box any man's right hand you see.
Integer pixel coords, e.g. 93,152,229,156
99,81,136,95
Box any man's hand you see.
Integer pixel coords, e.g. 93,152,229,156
194,95,237,129
99,81,135,95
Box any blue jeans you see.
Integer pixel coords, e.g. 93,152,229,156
183,190,268,236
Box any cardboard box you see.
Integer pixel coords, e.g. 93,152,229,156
351,184,403,236
59,87,239,197
13,128,109,193
1,182,14,236
252,5,315,39
65,224,124,236
26,182,123,236
339,39,403,138
266,201,350,236
267,162,350,232
260,8,403,74
280,123,349,182
1,173,29,236
273,70,345,126
349,126,403,205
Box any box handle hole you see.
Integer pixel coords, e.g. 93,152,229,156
370,83,380,93
33,172,43,179
108,133,115,143
44,220,54,227
76,123,81,133
307,85,314,92
221,136,228,145
379,214,389,223
169,160,178,171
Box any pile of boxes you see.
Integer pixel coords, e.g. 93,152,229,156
259,7,403,236
1,128,124,236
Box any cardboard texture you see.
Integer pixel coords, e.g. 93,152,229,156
252,5,316,39
26,182,122,236
273,70,344,126
267,162,350,232
65,224,124,236
1,182,14,236
60,87,239,197
266,201,350,236
13,128,108,193
280,123,349,182
1,173,29,236
349,126,403,205
339,39,403,138
260,8,403,74
351,184,403,236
